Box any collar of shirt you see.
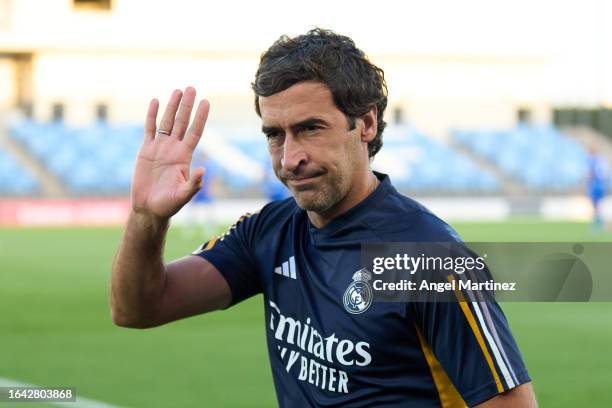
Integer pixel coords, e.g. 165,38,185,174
305,171,394,243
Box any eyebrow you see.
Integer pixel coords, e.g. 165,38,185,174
261,117,329,135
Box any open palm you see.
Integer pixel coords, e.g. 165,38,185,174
132,87,210,219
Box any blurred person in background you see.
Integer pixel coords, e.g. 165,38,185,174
587,146,608,231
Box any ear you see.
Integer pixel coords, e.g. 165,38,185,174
360,105,378,144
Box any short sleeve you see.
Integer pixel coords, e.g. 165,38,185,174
191,213,262,307
412,295,531,406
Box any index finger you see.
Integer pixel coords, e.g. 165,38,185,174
144,98,159,141
184,99,210,149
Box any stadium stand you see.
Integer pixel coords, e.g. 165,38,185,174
9,120,141,194
9,120,594,197
374,126,500,193
0,146,40,195
7,121,501,196
8,121,270,196
452,125,589,191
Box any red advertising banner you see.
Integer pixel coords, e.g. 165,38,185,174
0,199,130,227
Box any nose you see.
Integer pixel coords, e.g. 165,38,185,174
281,133,307,173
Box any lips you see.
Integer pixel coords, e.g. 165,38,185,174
283,172,324,189
289,174,321,186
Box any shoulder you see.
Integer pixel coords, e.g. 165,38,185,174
230,196,299,239
367,189,462,242
253,196,299,226
194,197,298,255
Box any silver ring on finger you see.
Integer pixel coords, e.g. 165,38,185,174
157,129,171,136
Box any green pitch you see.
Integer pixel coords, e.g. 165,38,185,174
0,220,611,407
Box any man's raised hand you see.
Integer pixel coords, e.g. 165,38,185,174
131,87,210,220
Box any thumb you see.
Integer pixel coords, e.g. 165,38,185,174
179,167,206,202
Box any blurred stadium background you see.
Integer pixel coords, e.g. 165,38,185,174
1,0,611,407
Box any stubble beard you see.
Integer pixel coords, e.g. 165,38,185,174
289,171,347,214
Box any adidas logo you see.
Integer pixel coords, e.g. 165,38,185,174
274,256,297,280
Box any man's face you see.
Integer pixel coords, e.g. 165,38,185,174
259,81,367,214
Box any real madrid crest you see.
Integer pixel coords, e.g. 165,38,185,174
343,268,373,314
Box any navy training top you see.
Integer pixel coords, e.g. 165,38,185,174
192,172,530,407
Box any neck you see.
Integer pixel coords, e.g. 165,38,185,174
308,171,380,229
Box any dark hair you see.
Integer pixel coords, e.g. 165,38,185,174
252,28,388,158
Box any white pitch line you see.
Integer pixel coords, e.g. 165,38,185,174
0,377,121,408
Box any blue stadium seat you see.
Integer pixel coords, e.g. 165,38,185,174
452,125,589,191
374,126,500,192
0,149,40,195
9,121,143,194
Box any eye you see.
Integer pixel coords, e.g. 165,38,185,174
303,125,321,134
265,131,285,147
265,131,282,139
